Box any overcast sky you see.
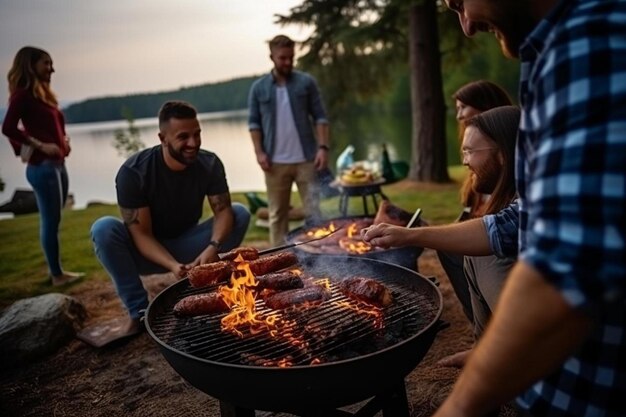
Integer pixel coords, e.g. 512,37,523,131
0,0,309,106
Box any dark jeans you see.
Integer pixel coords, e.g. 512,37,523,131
90,203,251,320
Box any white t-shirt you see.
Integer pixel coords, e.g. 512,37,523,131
273,86,305,163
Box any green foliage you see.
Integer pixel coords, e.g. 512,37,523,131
113,107,145,158
63,76,259,124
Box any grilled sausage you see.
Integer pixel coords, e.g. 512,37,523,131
248,251,298,276
255,271,304,291
219,246,259,261
339,276,393,308
264,285,331,310
188,260,235,288
173,292,229,316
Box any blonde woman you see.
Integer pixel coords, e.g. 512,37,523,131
2,46,84,286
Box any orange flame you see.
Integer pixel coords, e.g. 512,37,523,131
338,237,372,254
306,222,337,238
346,222,358,238
333,300,384,329
219,257,278,337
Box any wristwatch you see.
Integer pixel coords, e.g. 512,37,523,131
208,240,222,251
318,144,330,151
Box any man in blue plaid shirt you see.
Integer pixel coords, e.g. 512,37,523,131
435,0,626,416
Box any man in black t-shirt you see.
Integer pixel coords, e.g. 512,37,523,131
90,101,250,338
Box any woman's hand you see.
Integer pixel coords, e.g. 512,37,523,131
64,136,72,156
38,142,63,158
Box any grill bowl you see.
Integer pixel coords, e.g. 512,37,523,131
145,255,442,413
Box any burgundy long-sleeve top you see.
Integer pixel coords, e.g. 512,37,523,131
2,88,69,165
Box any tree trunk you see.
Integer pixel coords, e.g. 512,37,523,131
408,0,450,182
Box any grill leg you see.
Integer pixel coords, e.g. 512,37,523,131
219,401,256,417
381,381,409,417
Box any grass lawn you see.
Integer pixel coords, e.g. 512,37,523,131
0,166,466,308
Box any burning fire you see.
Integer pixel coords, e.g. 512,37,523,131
338,222,372,254
306,221,337,238
306,221,374,255
333,301,384,329
219,257,281,337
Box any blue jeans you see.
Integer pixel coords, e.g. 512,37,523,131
26,161,69,277
90,203,251,319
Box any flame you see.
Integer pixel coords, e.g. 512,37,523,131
219,256,279,337
338,237,372,254
306,221,337,238
346,222,358,238
333,300,384,329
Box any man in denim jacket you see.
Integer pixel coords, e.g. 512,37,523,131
248,34,330,245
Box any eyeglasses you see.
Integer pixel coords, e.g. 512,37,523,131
461,147,495,158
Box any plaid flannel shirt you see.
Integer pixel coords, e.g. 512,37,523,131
514,0,626,415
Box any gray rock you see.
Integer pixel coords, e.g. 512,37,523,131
0,293,87,369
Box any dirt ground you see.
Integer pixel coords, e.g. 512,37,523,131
0,248,515,417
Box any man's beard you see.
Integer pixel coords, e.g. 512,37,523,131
492,9,536,59
275,66,292,78
471,158,500,194
166,142,198,166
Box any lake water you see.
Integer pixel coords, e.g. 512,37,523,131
0,109,267,214
0,107,419,219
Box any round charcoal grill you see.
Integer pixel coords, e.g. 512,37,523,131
286,216,424,270
146,255,443,416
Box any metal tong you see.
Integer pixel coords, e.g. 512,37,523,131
258,226,343,256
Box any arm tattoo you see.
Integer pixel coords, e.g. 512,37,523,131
209,193,231,213
121,207,140,226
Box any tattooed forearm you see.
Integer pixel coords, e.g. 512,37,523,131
208,193,231,212
121,207,140,226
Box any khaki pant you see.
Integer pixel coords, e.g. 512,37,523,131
264,162,321,245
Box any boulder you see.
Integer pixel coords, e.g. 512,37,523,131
0,293,87,369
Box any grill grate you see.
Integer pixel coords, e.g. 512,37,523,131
150,278,439,367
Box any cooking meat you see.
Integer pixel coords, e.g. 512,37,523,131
219,246,259,261
173,292,229,316
188,260,235,288
264,285,331,310
340,276,393,307
255,270,304,291
248,251,298,276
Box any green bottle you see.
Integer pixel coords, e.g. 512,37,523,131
381,143,395,183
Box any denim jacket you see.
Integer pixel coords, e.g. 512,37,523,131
247,70,329,161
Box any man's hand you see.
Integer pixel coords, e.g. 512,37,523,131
361,223,409,248
172,263,190,280
314,148,328,170
256,151,271,171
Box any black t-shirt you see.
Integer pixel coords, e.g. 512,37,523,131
116,145,229,238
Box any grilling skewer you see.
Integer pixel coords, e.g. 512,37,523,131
256,226,343,256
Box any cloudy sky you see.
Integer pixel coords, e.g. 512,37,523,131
0,0,309,106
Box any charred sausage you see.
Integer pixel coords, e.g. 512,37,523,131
248,251,298,276
255,271,304,291
173,292,229,316
339,276,393,307
264,285,331,310
188,260,235,288
219,246,259,261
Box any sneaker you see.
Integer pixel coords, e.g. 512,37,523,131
51,271,85,286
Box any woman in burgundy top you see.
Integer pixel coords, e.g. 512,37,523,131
2,46,84,286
